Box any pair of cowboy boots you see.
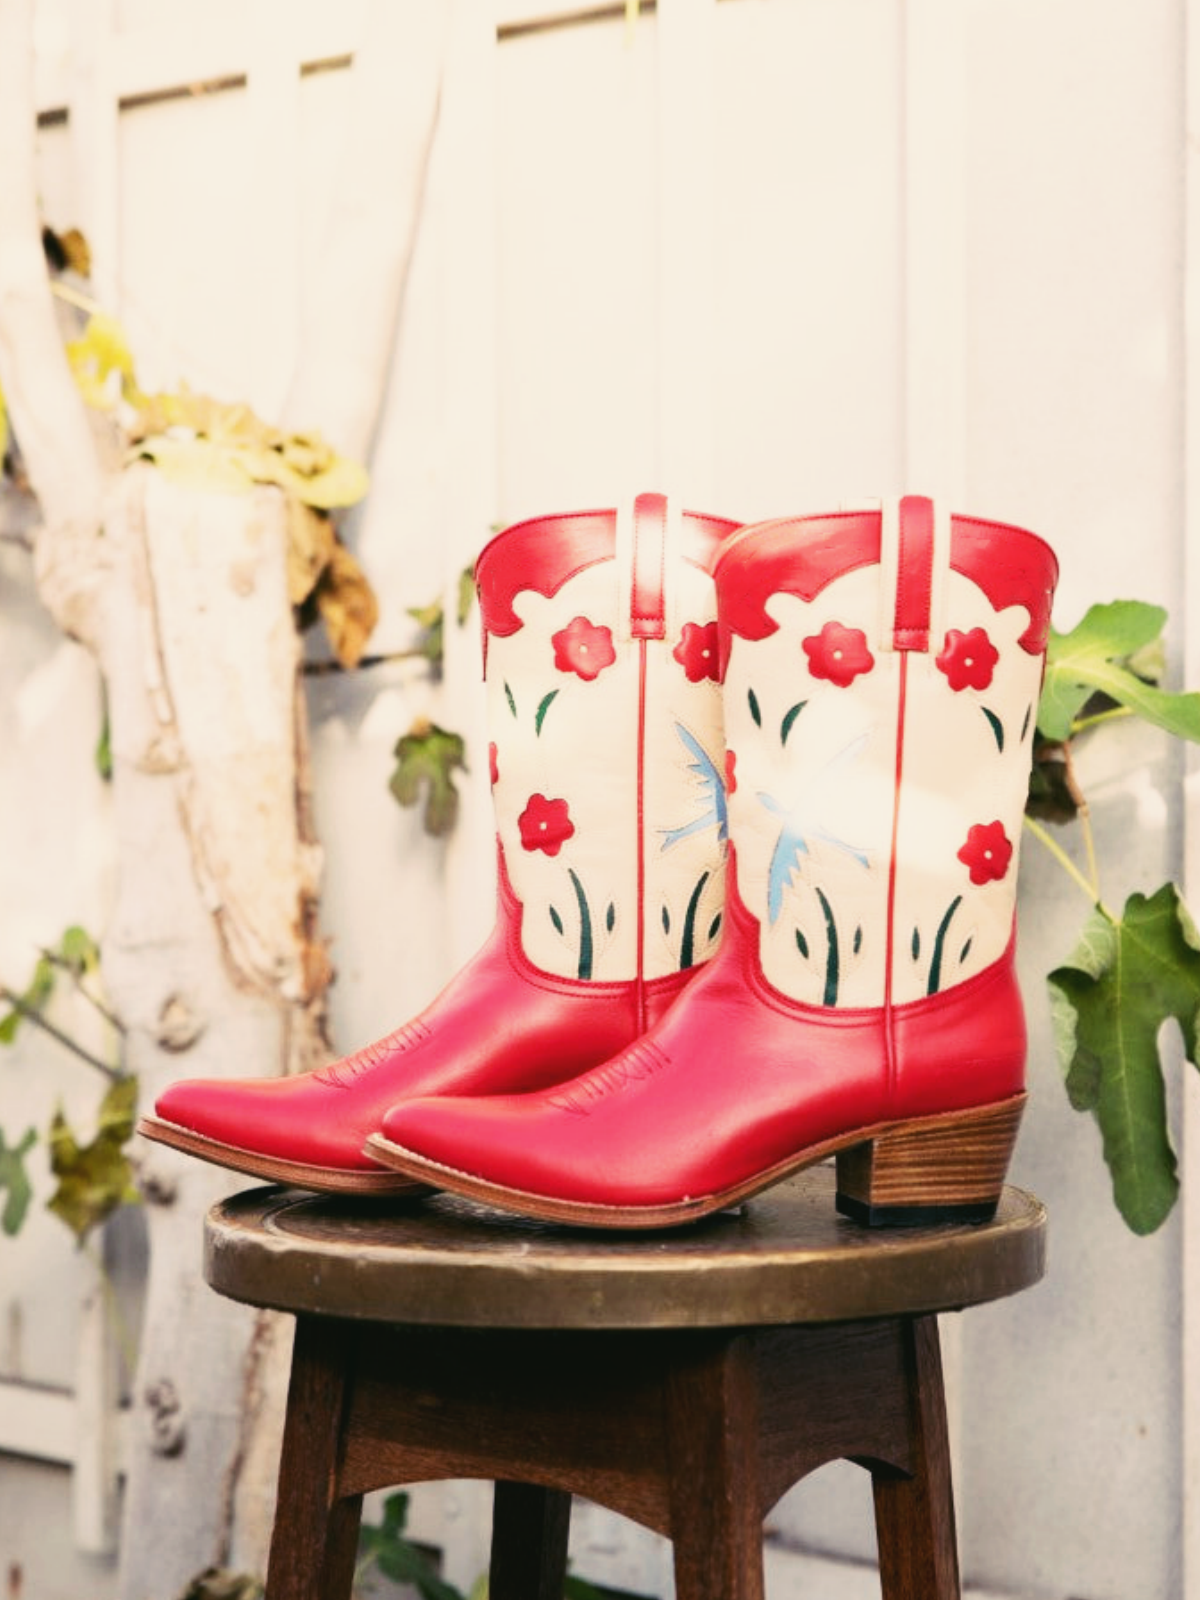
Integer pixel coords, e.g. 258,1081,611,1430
139,492,1057,1228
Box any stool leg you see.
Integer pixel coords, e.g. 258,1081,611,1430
871,1316,960,1600
265,1315,363,1600
665,1336,764,1600
489,1480,571,1600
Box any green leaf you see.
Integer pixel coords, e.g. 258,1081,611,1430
1037,601,1200,743
95,709,112,781
457,564,476,627
0,954,56,1045
357,1492,464,1600
0,1128,36,1235
57,925,100,979
46,1075,141,1244
389,722,468,837
1048,884,1200,1234
408,599,446,669
563,1576,606,1600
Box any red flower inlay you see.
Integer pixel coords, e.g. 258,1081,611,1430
725,749,738,796
673,620,721,683
957,820,1013,886
488,742,499,787
551,615,616,681
801,621,875,687
936,627,999,692
518,793,575,857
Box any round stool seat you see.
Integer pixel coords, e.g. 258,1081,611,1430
205,1166,1044,1329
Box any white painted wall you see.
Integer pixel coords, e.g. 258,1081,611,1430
0,1,1193,1596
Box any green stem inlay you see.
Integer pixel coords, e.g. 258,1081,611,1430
927,895,963,996
815,887,839,1006
679,871,710,970
568,868,593,980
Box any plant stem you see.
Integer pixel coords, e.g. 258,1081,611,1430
1071,705,1134,735
302,646,432,676
1079,804,1101,902
51,280,103,316
0,986,122,1080
1022,816,1115,921
37,951,125,1032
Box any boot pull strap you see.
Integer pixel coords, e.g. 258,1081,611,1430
878,493,952,654
616,491,687,642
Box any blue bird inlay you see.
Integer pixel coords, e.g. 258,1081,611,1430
660,724,728,851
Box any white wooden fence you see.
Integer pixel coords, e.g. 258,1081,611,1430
2,1,1197,1596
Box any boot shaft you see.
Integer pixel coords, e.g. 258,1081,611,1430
479,494,737,984
715,497,1058,1009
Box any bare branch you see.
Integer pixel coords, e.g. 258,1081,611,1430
0,0,105,640
0,985,122,1081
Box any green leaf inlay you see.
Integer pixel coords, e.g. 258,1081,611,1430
780,701,807,745
535,689,559,735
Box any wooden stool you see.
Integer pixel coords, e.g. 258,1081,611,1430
205,1168,1044,1600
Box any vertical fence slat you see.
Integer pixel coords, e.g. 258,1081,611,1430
655,0,718,504
902,0,967,502
247,0,304,420
67,0,120,313
1182,0,1200,1591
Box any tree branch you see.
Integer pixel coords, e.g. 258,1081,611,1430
0,0,106,642
0,985,122,1081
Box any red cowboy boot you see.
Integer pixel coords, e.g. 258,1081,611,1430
368,496,1057,1225
137,494,737,1191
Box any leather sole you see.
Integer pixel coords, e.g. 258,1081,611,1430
137,1114,428,1196
364,1094,1026,1229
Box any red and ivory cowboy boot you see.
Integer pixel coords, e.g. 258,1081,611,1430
137,494,737,1191
367,496,1057,1226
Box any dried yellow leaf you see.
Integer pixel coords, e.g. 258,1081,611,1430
315,541,379,668
59,227,92,277
287,502,336,606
